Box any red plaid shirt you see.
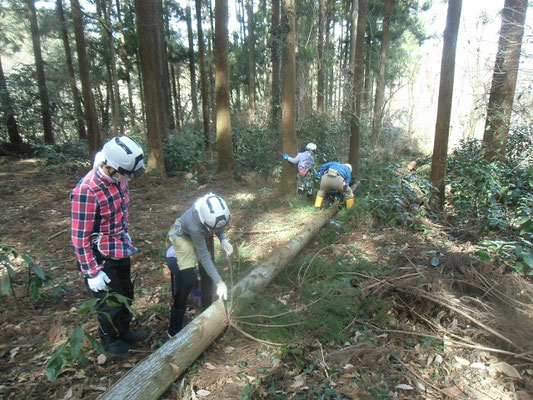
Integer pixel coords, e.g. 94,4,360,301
71,168,136,278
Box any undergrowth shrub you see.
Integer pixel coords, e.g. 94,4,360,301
232,125,280,175
163,131,206,174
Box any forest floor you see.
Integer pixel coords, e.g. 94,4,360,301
0,157,532,400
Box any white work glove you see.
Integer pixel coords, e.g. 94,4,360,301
221,239,233,256
87,270,111,292
216,281,228,301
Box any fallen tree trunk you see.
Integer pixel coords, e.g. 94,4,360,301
98,205,339,400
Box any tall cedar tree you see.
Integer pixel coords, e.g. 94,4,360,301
215,0,235,173
0,55,22,146
246,0,256,122
348,0,367,174
114,0,135,124
271,0,281,127
195,0,210,150
371,0,393,147
56,0,86,140
71,0,101,158
280,0,297,193
27,0,54,144
482,0,528,162
134,0,167,176
186,0,200,130
429,0,462,209
316,0,324,115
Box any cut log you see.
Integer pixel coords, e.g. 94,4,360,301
98,205,339,400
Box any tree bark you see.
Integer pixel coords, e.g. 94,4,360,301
27,0,54,144
170,63,181,133
316,0,324,115
482,0,528,162
135,0,167,176
56,0,86,140
71,0,101,158
215,0,235,174
207,0,216,133
186,0,200,130
195,0,210,150
348,0,367,175
98,204,339,400
371,0,393,148
246,0,256,123
0,55,23,146
429,0,462,210
280,0,297,193
271,0,281,127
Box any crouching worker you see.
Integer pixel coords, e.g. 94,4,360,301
166,193,233,337
71,136,148,356
315,161,355,209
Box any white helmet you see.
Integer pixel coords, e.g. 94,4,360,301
194,193,230,230
344,163,352,173
306,142,317,151
102,136,145,179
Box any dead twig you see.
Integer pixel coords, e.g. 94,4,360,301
47,228,69,241
229,320,283,347
237,320,302,328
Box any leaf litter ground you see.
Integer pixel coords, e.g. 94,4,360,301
0,158,532,399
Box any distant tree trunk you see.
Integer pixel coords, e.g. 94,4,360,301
371,0,393,147
246,0,256,123
429,0,462,210
482,0,527,162
135,0,167,176
280,0,297,193
101,1,123,135
115,0,135,125
27,0,54,144
56,0,86,140
208,0,216,133
170,63,182,133
71,0,101,158
316,0,324,115
159,0,173,134
195,0,210,150
324,0,332,114
271,0,281,127
186,0,200,130
0,55,23,146
348,0,367,174
215,0,235,173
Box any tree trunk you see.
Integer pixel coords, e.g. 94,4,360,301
98,204,339,400
271,0,281,127
115,0,135,125
186,0,200,130
316,0,324,115
246,0,256,123
482,0,527,162
195,0,210,150
208,0,216,133
170,63,181,133
159,0,173,134
348,0,367,175
27,0,54,144
215,0,235,174
101,0,123,135
429,0,462,210
280,0,297,193
56,0,86,140
135,0,167,176
0,55,23,146
71,0,101,158
371,0,393,147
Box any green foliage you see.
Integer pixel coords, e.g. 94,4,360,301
34,140,90,167
296,115,345,164
363,164,433,227
163,132,206,174
232,125,281,175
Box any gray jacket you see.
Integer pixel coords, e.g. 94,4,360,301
169,205,227,283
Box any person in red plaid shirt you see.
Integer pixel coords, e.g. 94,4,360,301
71,136,148,356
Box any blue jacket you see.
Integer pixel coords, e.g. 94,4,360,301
319,162,351,184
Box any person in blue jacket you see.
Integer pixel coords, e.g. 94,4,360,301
315,162,355,209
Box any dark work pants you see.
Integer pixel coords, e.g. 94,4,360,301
85,256,134,344
167,259,215,312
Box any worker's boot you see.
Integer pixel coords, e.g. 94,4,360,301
168,307,186,337
346,198,354,209
315,195,324,208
